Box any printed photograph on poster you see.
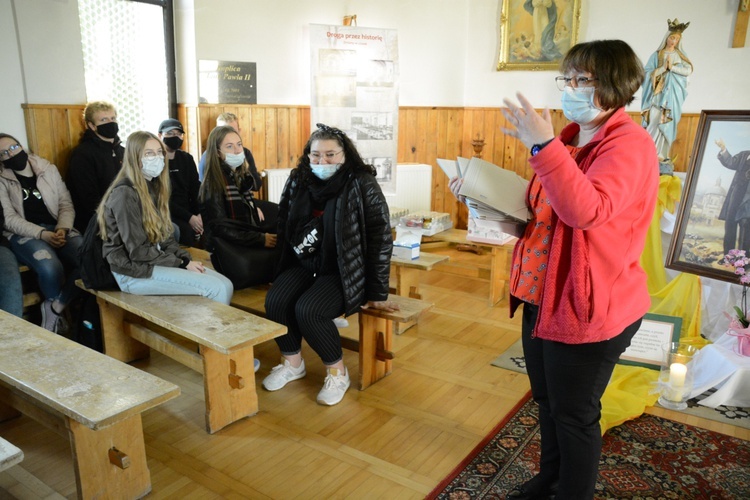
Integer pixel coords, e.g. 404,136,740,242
352,113,393,140
357,59,395,86
319,49,358,76
314,76,357,107
363,157,394,183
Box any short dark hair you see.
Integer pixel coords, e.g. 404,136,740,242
560,40,644,109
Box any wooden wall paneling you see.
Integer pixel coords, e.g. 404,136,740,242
414,108,429,165
250,107,266,169
264,108,278,169
275,107,290,169
403,109,419,163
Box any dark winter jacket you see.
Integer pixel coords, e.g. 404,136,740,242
277,168,392,316
67,129,124,232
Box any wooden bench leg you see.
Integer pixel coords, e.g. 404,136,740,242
358,313,393,390
393,266,420,334
67,415,151,499
488,246,509,307
97,298,150,363
200,346,257,434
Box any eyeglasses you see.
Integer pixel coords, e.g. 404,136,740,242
555,76,598,91
309,150,343,163
0,144,22,160
143,150,164,158
22,188,42,201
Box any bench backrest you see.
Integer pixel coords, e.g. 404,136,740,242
0,310,180,431
87,288,287,354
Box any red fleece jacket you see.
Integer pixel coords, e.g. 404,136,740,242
510,108,658,343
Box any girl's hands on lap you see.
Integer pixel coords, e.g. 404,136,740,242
186,260,205,273
264,233,277,248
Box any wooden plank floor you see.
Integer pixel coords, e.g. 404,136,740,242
1,247,747,499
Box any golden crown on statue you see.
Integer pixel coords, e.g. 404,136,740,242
667,18,690,34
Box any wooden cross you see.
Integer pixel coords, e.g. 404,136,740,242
733,0,749,48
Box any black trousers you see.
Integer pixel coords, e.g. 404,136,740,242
265,266,345,365
521,303,641,500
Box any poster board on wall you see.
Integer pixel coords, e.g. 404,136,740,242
309,24,399,195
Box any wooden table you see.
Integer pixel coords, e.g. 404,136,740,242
424,228,516,307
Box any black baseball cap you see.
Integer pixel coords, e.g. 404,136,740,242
158,118,184,134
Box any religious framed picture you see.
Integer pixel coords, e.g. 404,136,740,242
666,110,750,283
496,0,581,71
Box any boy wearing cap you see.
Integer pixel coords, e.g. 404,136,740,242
158,119,203,245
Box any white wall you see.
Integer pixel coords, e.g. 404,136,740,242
0,0,27,144
3,0,749,135
186,0,750,111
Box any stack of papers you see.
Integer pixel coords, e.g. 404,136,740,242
437,157,530,237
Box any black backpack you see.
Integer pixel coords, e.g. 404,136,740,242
78,216,119,291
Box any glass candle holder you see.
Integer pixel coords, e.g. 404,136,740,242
657,342,698,410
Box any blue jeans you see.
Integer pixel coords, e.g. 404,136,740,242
0,246,23,317
113,266,233,304
9,226,82,307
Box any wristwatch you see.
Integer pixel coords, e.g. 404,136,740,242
530,139,554,157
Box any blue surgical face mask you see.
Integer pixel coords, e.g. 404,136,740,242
561,86,602,124
224,152,245,169
141,156,165,180
311,163,342,181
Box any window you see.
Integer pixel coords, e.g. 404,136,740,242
77,0,175,139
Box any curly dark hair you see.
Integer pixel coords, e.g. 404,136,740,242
292,123,375,185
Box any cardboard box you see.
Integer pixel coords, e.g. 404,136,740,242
392,242,420,260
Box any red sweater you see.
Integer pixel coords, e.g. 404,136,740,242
510,108,658,343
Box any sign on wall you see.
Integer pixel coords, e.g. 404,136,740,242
309,24,399,195
199,60,257,104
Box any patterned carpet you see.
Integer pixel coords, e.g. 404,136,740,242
491,339,750,430
428,394,750,499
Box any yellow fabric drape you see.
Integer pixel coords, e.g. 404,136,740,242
601,176,706,434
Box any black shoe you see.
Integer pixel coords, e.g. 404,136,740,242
506,478,558,500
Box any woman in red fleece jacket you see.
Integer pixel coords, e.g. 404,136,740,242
452,40,658,499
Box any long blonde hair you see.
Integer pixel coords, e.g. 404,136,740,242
96,131,172,243
199,125,249,202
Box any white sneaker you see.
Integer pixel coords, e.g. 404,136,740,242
316,367,351,406
333,317,349,328
254,358,261,373
262,358,306,391
40,299,62,333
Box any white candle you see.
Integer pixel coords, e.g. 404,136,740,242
669,362,687,388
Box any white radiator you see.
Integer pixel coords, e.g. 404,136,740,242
384,163,432,213
263,164,432,213
265,168,293,203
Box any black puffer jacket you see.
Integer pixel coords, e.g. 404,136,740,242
277,168,392,316
67,129,124,233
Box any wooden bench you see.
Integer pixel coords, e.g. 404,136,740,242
19,265,42,311
231,288,431,390
424,228,516,307
0,436,23,473
390,252,448,333
78,283,288,434
183,246,433,389
0,310,180,499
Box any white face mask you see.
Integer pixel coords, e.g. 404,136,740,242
224,152,245,169
311,163,342,181
141,156,165,180
561,86,602,124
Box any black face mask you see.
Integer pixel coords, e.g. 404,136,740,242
2,150,28,171
163,136,183,151
95,122,119,139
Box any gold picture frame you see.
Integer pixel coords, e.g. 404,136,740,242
497,0,581,71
